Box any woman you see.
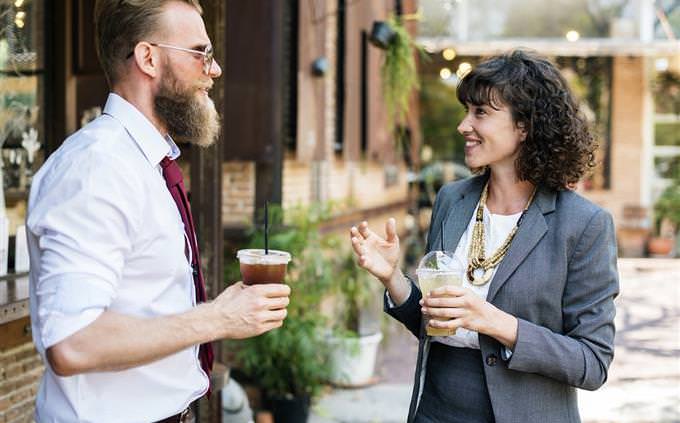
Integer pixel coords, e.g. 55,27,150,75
350,50,618,423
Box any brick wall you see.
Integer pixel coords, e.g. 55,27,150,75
222,162,255,226
0,342,43,423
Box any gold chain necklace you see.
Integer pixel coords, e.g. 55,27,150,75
466,182,536,286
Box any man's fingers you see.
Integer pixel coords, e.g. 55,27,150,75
267,296,290,310
251,283,291,297
263,308,288,322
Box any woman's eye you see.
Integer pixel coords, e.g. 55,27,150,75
474,108,486,116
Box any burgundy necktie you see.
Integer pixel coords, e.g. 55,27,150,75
160,156,214,392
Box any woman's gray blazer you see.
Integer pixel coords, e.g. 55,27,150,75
386,175,619,423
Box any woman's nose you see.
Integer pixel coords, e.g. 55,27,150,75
457,115,472,134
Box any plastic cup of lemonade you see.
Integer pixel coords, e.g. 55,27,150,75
416,251,464,336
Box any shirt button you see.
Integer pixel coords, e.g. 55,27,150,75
485,354,498,367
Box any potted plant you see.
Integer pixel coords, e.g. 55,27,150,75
376,16,421,126
650,170,680,257
325,246,384,387
228,203,336,423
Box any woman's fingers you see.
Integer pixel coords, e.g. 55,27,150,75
385,218,398,242
350,234,364,255
422,295,467,308
422,305,465,319
358,221,381,240
428,317,463,330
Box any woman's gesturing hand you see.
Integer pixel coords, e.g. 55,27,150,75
350,218,400,285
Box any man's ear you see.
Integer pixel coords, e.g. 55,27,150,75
132,42,159,78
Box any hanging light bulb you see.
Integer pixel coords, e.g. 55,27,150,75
15,11,25,28
456,62,472,78
439,68,452,80
565,30,580,42
442,48,456,61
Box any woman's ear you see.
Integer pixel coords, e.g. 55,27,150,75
517,122,528,142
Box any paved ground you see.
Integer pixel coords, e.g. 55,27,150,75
309,258,680,423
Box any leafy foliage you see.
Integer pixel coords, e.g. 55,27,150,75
654,169,680,234
382,16,421,126
418,76,466,162
654,71,680,116
230,203,337,400
330,247,377,336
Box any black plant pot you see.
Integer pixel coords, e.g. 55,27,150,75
270,395,311,423
369,21,396,49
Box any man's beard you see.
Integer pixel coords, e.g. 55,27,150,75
154,67,220,148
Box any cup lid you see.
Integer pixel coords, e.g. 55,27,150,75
416,250,463,273
236,249,292,265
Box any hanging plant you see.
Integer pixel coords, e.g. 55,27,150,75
379,16,421,126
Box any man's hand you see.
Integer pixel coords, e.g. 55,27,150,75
46,281,291,376
211,282,291,339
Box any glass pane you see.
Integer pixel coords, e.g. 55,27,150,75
655,122,680,146
654,156,680,179
0,0,43,195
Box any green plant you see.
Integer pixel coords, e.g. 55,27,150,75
230,203,337,400
331,246,377,336
654,71,680,116
654,170,680,236
381,16,421,126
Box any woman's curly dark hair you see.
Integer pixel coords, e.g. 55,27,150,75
456,49,597,191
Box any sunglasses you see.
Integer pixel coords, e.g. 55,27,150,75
126,42,214,74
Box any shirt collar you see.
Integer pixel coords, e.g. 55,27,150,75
102,93,181,166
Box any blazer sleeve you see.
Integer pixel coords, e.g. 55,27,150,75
506,209,619,391
384,277,423,338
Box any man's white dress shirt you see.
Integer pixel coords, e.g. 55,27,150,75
27,93,208,423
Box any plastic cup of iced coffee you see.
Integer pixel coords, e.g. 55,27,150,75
237,249,292,285
416,251,464,337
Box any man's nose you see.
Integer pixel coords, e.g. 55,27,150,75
209,59,222,78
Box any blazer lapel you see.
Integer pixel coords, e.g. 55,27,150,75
440,177,486,252
487,188,556,302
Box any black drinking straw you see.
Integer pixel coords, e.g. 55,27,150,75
440,224,444,251
264,201,269,255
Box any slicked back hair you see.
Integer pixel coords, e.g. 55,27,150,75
94,0,202,85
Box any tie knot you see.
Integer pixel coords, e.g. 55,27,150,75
160,156,174,168
160,156,183,188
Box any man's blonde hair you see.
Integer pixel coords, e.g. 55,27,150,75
94,0,202,85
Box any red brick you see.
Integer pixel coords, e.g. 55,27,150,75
0,396,10,412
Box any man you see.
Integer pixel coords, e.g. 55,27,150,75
26,1,290,422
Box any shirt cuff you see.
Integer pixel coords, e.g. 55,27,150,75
501,346,513,361
36,274,116,348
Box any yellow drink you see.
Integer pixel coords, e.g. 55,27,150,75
418,271,462,336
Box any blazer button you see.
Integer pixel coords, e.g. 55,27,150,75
485,354,498,367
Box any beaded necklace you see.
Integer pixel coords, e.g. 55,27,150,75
466,181,537,286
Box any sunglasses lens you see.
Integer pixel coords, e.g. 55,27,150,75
204,47,213,74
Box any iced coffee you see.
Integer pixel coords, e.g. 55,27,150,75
237,249,291,285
